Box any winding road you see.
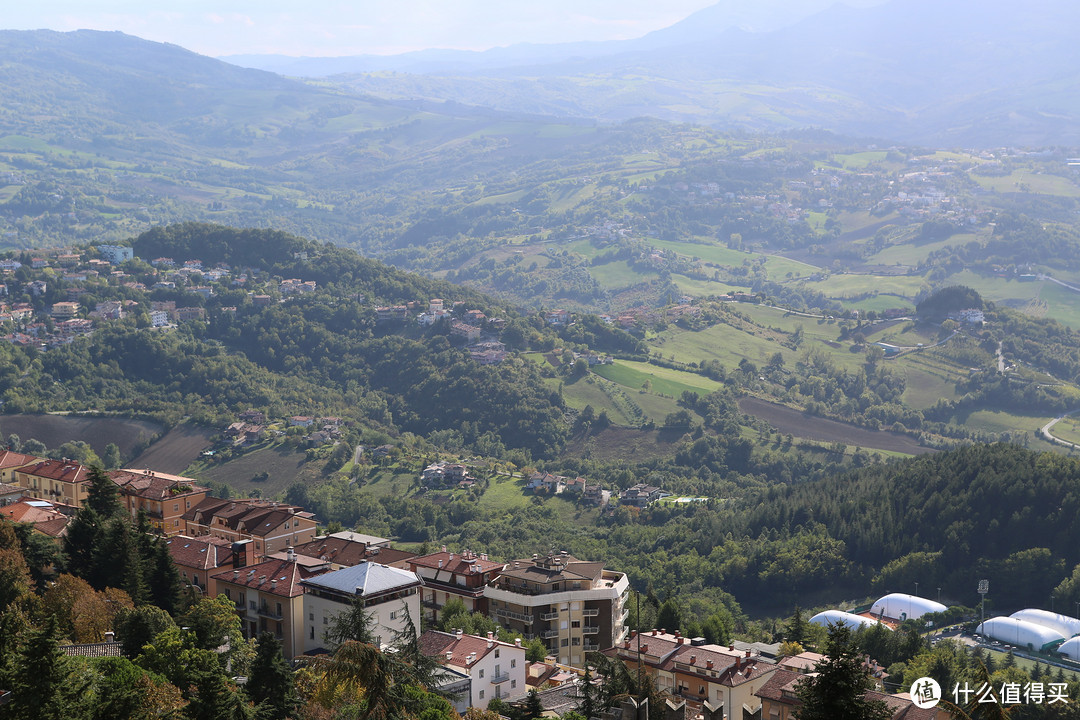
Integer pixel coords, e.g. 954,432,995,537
1040,411,1080,450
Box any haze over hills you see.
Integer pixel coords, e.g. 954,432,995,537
227,0,1080,147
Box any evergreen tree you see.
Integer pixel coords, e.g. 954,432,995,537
786,606,807,644
186,664,255,720
524,689,544,720
99,517,148,603
62,507,104,587
246,633,298,720
656,599,681,633
7,616,91,720
85,465,122,518
145,537,181,616
115,605,176,658
795,622,891,720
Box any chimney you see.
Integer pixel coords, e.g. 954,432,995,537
641,644,648,654
456,628,463,639
706,659,713,670
515,638,522,647
624,640,631,649
487,631,494,648
677,638,684,644
233,570,239,579
690,655,696,665
729,644,734,651
438,559,443,569
287,546,296,563
105,631,115,642
745,650,751,658
735,656,742,672
271,579,277,590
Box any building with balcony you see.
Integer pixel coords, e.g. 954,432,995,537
13,459,91,508
605,630,777,719
211,551,322,660
419,629,527,710
409,549,505,624
300,561,422,653
110,468,209,535
484,550,629,667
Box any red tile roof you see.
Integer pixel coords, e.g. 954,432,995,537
210,558,321,598
410,550,504,575
166,535,233,570
419,630,520,669
291,537,415,568
17,459,89,483
0,450,40,471
110,468,209,501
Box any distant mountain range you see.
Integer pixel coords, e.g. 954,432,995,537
222,0,1080,147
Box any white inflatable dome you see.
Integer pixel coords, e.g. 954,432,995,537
870,593,947,621
809,610,888,632
1059,636,1080,662
977,617,1065,652
1010,609,1080,639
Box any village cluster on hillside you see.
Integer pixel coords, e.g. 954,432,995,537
0,448,970,719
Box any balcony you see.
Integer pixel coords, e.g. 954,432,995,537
492,672,511,684
582,608,600,617
540,611,559,621
583,626,600,635
494,607,534,624
257,605,283,620
421,598,441,609
541,629,560,639
584,643,600,652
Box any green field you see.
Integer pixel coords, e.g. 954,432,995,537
868,234,977,266
795,273,928,301
1047,415,1080,445
647,238,820,278
960,410,1053,438
970,170,1080,197
592,359,722,397
590,260,655,289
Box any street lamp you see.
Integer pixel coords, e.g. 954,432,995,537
915,582,920,597
978,580,989,626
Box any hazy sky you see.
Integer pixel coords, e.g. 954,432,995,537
4,1,887,58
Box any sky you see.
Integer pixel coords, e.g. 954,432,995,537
3,1,888,58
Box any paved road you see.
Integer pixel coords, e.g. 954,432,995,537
1040,411,1080,449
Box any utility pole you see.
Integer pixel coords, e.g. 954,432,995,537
978,580,989,627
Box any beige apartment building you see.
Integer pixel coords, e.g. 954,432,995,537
484,550,629,667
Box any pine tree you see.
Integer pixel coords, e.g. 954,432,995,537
146,537,182,615
84,465,122,518
795,622,891,720
786,605,806,644
525,689,544,719
98,517,148,603
246,633,298,720
7,616,91,720
62,507,104,587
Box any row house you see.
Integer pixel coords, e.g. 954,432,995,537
0,450,39,483
300,561,422,654
288,534,415,570
754,667,946,720
409,549,505,624
166,535,233,595
486,551,629,668
109,468,209,535
14,459,91,508
605,630,777,719
419,630,528,709
182,497,317,561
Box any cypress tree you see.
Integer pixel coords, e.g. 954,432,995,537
84,465,122,518
246,632,299,720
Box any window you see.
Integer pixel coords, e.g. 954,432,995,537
310,627,315,639
323,617,328,625
224,589,232,600
495,649,500,658
250,600,257,610
511,679,517,689
572,638,580,646
174,503,179,512
560,639,569,647
309,613,314,621
511,659,516,669
276,602,282,616
479,669,484,679
479,690,484,700
390,611,397,620
495,665,500,677
495,686,502,699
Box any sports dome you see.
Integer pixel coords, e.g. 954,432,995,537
976,617,1065,652
809,610,889,632
870,593,947,621
1010,609,1080,639
1059,636,1080,662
